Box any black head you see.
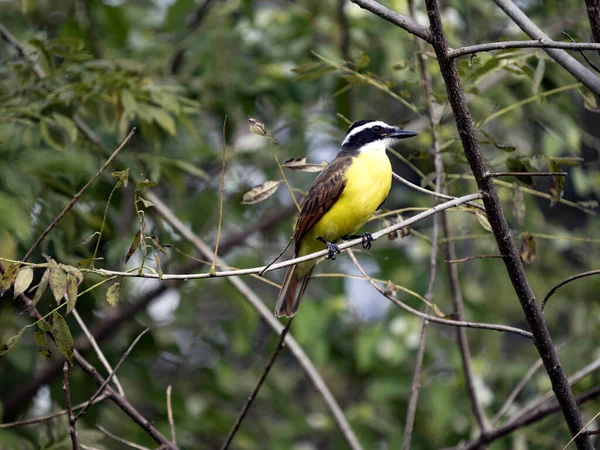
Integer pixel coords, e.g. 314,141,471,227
340,120,417,153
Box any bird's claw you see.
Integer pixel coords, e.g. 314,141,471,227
317,237,341,260
361,232,373,250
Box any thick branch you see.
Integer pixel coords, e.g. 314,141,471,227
584,0,600,57
423,0,591,447
449,39,600,59
492,0,600,95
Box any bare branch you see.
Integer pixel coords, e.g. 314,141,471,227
0,394,108,429
584,0,600,57
145,192,364,450
63,362,80,450
97,425,151,450
72,309,125,396
349,0,431,42
221,318,294,450
448,39,600,59
492,0,600,95
75,329,149,420
486,171,567,178
542,269,600,310
446,254,503,263
346,250,532,338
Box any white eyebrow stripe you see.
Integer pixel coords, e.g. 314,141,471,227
341,120,390,147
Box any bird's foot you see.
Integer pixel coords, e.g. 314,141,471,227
342,232,374,250
317,237,341,260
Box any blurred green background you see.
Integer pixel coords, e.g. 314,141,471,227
0,0,599,448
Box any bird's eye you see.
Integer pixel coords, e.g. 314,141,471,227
373,125,382,133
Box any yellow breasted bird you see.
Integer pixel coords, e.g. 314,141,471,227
275,120,417,317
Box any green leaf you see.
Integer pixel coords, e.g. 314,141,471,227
40,118,65,152
52,311,74,365
77,257,104,267
474,210,493,232
51,113,78,143
78,232,100,247
106,282,120,308
172,159,210,180
60,265,84,284
112,168,130,188
65,273,78,315
150,107,176,136
49,265,67,303
0,328,26,358
34,330,51,360
1,263,19,297
531,58,545,95
38,319,52,332
125,230,142,263
120,89,137,113
138,196,155,208
136,179,157,191
552,157,583,166
13,267,34,298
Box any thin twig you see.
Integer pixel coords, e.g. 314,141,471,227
221,318,294,450
167,385,176,444
392,172,486,212
446,254,503,263
563,410,600,449
145,192,364,450
346,250,532,338
97,425,151,450
442,213,489,433
75,328,149,420
486,171,567,178
63,362,80,450
448,39,600,59
0,394,108,428
402,2,442,445
22,128,136,262
92,193,483,281
72,309,125,396
211,116,227,275
542,269,600,310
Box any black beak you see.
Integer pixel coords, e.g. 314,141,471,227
389,128,418,139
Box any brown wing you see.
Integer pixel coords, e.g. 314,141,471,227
293,155,352,249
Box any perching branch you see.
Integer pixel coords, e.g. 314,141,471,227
422,0,592,447
92,193,484,281
448,39,600,59
491,0,600,95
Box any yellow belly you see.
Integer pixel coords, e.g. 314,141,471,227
296,148,392,275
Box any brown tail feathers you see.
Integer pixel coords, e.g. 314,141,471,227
274,264,313,318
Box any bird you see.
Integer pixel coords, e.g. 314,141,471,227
275,119,417,318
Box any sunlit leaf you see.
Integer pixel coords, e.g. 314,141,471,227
52,311,74,365
136,179,157,191
241,180,282,204
106,282,120,308
154,252,163,280
475,211,493,232
112,168,130,188
60,265,84,284
13,267,33,298
78,232,100,247
138,196,155,208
